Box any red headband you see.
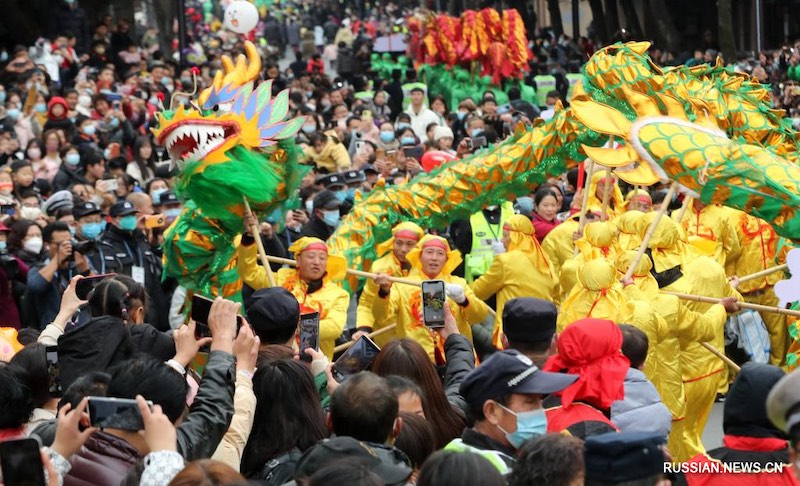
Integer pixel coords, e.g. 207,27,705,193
422,239,448,251
395,230,421,241
302,242,329,254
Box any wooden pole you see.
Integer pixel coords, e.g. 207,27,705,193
675,194,692,223
334,324,398,353
243,198,276,287
623,181,678,281
700,342,741,373
266,255,421,287
661,290,800,318
631,185,640,211
574,160,596,256
735,264,788,285
600,169,613,221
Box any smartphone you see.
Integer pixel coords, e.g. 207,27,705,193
332,335,381,382
88,396,151,432
191,294,242,338
0,437,45,486
144,214,166,229
472,136,488,149
75,273,116,300
387,150,397,164
298,312,320,363
421,280,447,329
45,346,62,398
112,100,122,110
375,148,386,160
355,140,366,153
402,146,423,159
0,204,14,217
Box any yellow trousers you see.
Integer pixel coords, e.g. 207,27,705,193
745,289,787,366
668,417,691,463
679,374,719,462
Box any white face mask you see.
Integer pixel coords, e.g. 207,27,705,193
23,236,43,254
20,206,42,221
78,94,92,108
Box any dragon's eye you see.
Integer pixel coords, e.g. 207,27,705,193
212,104,220,112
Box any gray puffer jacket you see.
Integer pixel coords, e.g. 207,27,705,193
610,368,672,440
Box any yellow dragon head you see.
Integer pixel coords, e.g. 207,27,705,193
151,41,303,171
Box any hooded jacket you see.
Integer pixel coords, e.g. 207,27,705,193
57,315,134,390
611,368,673,439
679,363,798,486
43,97,74,136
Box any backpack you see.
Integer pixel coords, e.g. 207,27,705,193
256,448,303,485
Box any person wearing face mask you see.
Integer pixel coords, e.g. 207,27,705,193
355,222,424,346
0,221,29,329
449,349,577,476
71,116,99,154
238,236,349,359
27,221,93,329
376,121,399,151
7,219,45,267
72,200,105,242
301,189,342,241
75,91,93,117
91,200,170,331
449,200,515,283
52,147,89,192
156,190,183,223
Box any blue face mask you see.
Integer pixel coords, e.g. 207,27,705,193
379,131,395,143
515,196,534,215
321,209,340,227
0,241,6,251
81,222,104,240
302,125,316,134
119,215,138,231
456,110,467,120
103,148,112,159
470,128,484,138
34,103,47,113
6,108,20,120
109,117,120,129
400,136,416,146
334,190,348,203
345,187,356,201
151,188,167,205
0,92,6,103
396,122,411,131
164,208,182,219
65,153,80,166
82,124,96,136
497,404,548,449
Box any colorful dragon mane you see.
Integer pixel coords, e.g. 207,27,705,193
152,42,305,298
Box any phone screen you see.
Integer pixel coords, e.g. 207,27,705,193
402,146,423,160
0,204,14,217
472,136,488,149
75,274,115,301
88,397,151,432
332,336,381,382
0,438,45,486
421,280,446,329
191,294,214,337
298,312,320,363
45,346,62,398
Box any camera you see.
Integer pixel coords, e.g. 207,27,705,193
71,239,95,255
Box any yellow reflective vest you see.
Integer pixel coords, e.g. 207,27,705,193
464,202,514,283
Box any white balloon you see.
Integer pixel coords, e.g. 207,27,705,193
224,1,259,34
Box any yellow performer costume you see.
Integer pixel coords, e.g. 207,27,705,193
614,210,645,252
586,171,625,220
372,235,489,360
681,256,740,461
470,214,557,348
559,221,618,300
672,200,741,268
557,258,628,332
726,210,786,365
356,222,425,347
541,212,581,277
238,237,350,359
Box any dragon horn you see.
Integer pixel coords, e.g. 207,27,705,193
244,42,261,82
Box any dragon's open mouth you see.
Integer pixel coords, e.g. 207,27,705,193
160,121,238,163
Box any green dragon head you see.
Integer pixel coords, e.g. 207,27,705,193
152,42,303,173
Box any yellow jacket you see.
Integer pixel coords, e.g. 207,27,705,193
541,217,579,277
356,253,409,347
672,203,741,268
237,243,349,359
614,210,645,251
471,249,557,347
302,134,351,172
725,210,781,294
372,267,489,359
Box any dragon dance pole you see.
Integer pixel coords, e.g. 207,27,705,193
623,181,678,281
243,198,276,287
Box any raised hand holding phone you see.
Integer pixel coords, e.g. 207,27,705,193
137,395,177,453
233,320,259,374
51,397,97,459
208,297,241,353
173,320,212,367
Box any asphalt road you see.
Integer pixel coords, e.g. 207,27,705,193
701,402,725,451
